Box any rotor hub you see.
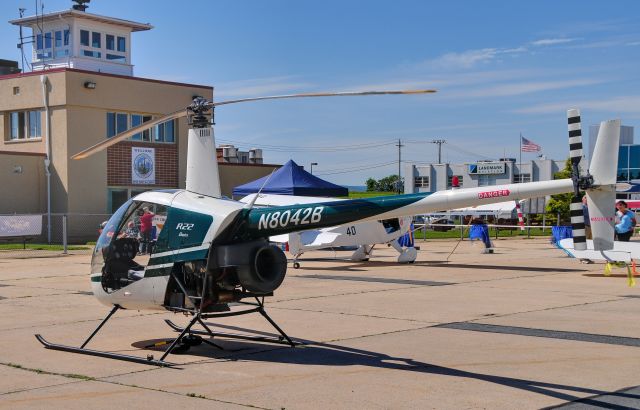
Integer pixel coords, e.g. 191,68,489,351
187,97,213,128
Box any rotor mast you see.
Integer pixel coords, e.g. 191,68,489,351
186,98,221,198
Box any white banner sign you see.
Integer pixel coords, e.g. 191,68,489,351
468,162,506,175
0,215,42,237
132,147,155,185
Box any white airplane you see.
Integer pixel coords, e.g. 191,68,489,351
240,193,417,266
33,93,618,367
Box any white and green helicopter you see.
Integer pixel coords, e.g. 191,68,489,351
36,91,621,366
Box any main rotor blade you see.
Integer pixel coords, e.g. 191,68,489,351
72,89,436,160
209,89,437,107
71,109,188,159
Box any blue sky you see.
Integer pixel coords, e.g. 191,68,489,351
2,0,639,185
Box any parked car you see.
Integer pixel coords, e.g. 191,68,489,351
430,217,455,232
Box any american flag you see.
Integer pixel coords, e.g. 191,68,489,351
521,136,541,152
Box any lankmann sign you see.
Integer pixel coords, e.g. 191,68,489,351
468,162,505,175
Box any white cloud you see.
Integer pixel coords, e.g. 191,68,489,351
428,48,500,69
530,38,578,46
515,96,640,114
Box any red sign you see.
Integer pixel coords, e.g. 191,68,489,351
478,189,510,199
590,217,614,222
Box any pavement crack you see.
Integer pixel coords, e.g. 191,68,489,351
94,378,272,409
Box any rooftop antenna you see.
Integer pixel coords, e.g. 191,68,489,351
17,8,29,72
72,0,90,11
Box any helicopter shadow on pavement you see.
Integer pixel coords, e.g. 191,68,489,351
132,321,640,405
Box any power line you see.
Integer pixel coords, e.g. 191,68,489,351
216,138,396,152
314,161,396,176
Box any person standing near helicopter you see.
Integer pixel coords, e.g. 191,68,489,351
139,206,155,254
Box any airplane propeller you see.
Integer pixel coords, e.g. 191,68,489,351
71,89,436,160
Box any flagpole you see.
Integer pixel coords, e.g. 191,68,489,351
519,132,522,182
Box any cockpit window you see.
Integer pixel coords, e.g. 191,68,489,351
91,200,168,293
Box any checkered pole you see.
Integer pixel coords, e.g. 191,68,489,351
514,201,525,231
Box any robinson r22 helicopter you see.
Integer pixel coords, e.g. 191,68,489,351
36,91,621,366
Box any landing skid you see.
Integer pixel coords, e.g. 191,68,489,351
35,297,297,367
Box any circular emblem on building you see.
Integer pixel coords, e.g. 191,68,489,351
133,152,154,179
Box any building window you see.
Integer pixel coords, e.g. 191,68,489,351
12,87,19,95
117,36,126,52
477,175,499,187
44,32,52,49
29,111,41,138
106,113,175,143
55,30,62,48
8,111,41,140
106,54,127,63
80,30,89,46
414,176,429,188
107,112,129,138
514,173,531,183
83,50,102,58
35,31,53,60
106,34,115,50
92,32,101,48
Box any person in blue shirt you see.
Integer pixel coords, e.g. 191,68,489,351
615,201,636,242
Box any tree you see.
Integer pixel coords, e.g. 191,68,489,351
365,178,377,192
545,157,579,222
365,175,404,192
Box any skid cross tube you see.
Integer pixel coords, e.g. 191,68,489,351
166,297,298,347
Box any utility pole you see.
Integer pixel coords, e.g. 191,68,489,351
396,138,404,194
431,139,446,164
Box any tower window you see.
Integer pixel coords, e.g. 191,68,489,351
80,30,89,46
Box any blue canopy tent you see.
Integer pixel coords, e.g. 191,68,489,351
232,160,348,198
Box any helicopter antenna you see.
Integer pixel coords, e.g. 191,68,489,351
243,168,278,210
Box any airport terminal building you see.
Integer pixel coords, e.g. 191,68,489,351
0,4,277,239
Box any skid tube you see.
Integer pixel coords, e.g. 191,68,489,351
34,305,176,367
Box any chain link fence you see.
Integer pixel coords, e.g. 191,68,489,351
0,213,111,259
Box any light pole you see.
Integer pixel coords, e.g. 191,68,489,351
310,162,318,174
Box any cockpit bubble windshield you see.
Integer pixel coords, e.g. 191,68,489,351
91,200,168,293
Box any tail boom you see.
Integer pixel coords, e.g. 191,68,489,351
240,179,573,239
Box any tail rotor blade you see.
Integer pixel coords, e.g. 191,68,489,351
567,109,584,169
570,196,587,251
